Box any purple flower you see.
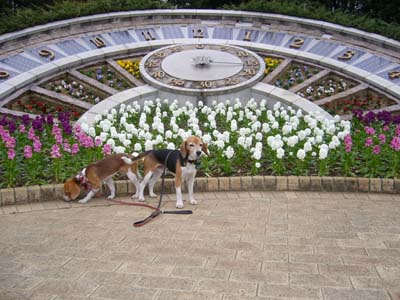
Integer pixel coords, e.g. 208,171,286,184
352,109,363,120
22,115,30,126
46,114,54,125
8,121,17,134
363,111,376,125
32,117,44,132
377,111,392,125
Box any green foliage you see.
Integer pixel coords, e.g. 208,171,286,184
0,0,399,41
225,0,400,41
0,0,171,35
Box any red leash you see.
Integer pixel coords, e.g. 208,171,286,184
107,150,193,227
106,198,163,227
106,198,193,227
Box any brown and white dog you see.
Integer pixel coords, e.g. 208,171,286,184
63,153,141,204
134,136,208,208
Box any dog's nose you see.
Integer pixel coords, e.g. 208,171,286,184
196,151,202,156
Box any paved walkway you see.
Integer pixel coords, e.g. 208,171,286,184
0,191,400,300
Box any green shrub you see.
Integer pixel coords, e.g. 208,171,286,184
0,0,171,35
226,0,400,41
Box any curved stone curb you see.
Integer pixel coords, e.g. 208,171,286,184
1,176,399,206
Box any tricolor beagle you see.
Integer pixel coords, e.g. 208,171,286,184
63,153,141,204
134,136,208,208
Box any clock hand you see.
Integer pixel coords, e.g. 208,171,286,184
209,60,244,65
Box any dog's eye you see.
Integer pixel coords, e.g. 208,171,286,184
199,144,203,147
189,144,194,147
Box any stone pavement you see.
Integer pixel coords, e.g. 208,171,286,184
0,191,400,300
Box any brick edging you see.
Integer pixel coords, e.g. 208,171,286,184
1,176,399,206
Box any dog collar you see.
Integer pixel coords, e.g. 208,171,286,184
187,159,201,169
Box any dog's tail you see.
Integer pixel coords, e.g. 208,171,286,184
121,151,151,165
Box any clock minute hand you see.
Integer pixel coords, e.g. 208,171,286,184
209,60,243,65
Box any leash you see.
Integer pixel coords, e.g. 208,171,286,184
107,150,193,227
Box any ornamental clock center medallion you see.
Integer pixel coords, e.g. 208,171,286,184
140,44,265,95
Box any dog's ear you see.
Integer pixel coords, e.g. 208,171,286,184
202,143,209,156
180,140,188,158
64,178,81,201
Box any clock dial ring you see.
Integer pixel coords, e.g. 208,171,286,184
140,44,265,95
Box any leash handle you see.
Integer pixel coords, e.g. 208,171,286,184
162,210,193,214
133,210,161,227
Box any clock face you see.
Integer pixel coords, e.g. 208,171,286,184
140,44,265,95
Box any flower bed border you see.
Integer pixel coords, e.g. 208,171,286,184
1,176,399,206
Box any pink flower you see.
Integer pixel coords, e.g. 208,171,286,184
378,134,386,144
19,124,26,133
365,127,375,135
7,148,16,160
33,139,42,153
344,134,352,153
103,144,112,155
373,145,381,154
50,144,61,158
365,137,373,147
71,144,79,155
28,127,35,140
383,125,389,132
95,137,102,147
390,137,400,151
63,142,71,153
5,136,16,148
24,145,32,159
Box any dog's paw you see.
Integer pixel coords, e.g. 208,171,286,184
107,195,115,200
138,197,145,202
78,199,88,204
131,193,139,199
176,202,184,209
149,192,157,198
190,199,197,205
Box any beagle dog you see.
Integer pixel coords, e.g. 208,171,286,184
134,136,208,208
63,153,141,204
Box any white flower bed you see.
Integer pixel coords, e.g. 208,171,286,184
80,98,351,175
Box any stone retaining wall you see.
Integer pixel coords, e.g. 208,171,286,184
1,176,399,206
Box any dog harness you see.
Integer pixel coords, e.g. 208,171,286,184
75,168,92,190
151,149,186,173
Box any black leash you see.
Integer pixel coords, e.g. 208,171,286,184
132,150,193,227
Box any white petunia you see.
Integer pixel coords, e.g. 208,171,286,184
167,143,175,150
297,149,306,160
276,148,285,159
134,143,142,152
114,146,126,154
224,146,235,159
